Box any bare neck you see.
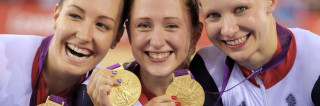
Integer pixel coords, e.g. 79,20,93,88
140,69,173,96
42,52,83,95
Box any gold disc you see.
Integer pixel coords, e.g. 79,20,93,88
166,78,205,106
109,69,141,106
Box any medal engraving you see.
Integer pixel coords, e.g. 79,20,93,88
109,69,141,106
166,78,205,106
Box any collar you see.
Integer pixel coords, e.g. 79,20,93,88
239,27,297,89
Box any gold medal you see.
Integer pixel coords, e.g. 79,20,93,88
108,64,141,106
166,70,205,106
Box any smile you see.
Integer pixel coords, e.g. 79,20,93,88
66,43,93,61
223,33,250,48
146,51,172,60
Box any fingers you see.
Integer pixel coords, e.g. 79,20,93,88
145,95,181,106
98,85,113,106
86,68,121,106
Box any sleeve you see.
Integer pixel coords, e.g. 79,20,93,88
189,53,223,106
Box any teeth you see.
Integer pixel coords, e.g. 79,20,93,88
68,44,91,55
149,52,170,59
67,50,87,61
226,35,247,46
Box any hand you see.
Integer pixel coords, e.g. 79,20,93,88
87,68,121,106
145,95,181,106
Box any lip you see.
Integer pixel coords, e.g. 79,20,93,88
224,33,250,49
63,43,93,64
145,51,172,63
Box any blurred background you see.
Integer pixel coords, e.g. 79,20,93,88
1,0,320,67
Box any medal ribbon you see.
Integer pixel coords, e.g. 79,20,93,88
30,35,91,106
173,69,195,79
213,24,293,105
30,35,53,106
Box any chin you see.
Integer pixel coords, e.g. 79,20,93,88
147,68,173,77
229,53,249,62
63,65,90,76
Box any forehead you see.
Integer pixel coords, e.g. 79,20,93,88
201,0,259,9
132,0,186,18
62,0,123,20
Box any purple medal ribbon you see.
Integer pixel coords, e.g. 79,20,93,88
174,69,195,79
107,63,195,79
30,35,92,106
106,63,121,70
214,24,293,105
30,35,54,106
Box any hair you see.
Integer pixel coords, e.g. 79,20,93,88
57,0,129,31
127,0,200,28
127,0,201,69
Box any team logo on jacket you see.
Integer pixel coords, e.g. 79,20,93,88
286,94,296,106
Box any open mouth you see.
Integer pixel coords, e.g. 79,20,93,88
145,51,172,60
223,33,250,48
66,43,93,61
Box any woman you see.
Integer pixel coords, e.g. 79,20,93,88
87,0,203,105
0,0,128,105
190,0,320,105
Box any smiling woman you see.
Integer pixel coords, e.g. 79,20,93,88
0,0,128,105
190,0,320,105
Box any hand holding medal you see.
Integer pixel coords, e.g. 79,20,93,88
87,63,141,106
166,69,205,106
107,63,142,106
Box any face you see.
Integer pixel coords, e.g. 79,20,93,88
49,0,124,76
128,0,199,77
201,0,276,62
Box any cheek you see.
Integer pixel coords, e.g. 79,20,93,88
205,24,219,42
131,32,148,48
95,34,114,55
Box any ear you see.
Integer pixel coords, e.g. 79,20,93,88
266,0,277,13
125,21,132,44
53,4,60,30
190,22,203,54
110,25,124,49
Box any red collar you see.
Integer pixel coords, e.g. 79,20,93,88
139,81,157,105
240,31,297,89
31,48,87,105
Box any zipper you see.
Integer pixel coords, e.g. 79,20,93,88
253,68,268,106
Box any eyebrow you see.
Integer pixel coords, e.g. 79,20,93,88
163,17,180,20
135,17,180,20
98,16,115,23
68,5,115,23
68,5,85,13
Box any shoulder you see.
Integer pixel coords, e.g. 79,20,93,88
0,34,44,42
190,45,225,106
0,34,44,66
289,28,320,45
192,45,227,74
0,34,44,54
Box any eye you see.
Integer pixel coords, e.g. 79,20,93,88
96,23,110,30
137,23,151,29
234,6,248,14
166,24,179,29
207,13,220,20
69,13,82,19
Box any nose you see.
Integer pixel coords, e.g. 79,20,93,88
76,22,93,43
150,27,165,48
220,15,239,37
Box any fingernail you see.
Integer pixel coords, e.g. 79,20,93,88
175,102,181,106
112,71,117,75
117,79,122,83
171,96,177,100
